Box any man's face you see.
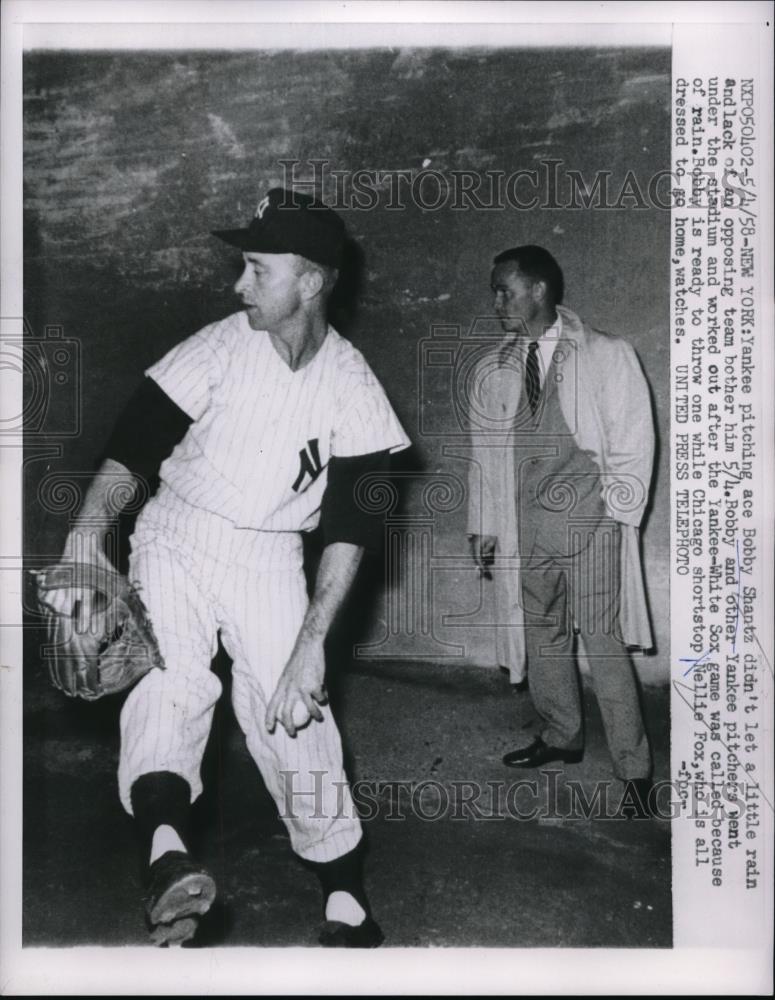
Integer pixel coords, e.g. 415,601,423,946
491,262,540,335
234,251,304,330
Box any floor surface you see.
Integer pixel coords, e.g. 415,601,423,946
23,655,671,949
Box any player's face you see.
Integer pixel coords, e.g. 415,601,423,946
491,262,540,335
235,252,304,330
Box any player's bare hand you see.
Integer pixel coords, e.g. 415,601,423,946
265,639,327,738
469,534,496,580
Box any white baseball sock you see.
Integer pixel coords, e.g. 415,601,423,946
150,824,187,865
325,890,367,926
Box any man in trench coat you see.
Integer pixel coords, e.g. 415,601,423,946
467,245,654,793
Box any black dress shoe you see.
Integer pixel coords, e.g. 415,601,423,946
502,736,583,768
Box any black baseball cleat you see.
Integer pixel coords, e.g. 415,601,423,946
319,916,385,948
145,850,217,947
502,736,583,768
149,916,200,947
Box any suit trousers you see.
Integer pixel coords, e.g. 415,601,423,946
520,520,651,780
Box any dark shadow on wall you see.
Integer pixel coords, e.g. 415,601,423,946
305,440,426,686
327,236,365,338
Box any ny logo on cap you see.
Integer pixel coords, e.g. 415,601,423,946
255,195,271,219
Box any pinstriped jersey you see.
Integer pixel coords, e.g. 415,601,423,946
146,311,410,531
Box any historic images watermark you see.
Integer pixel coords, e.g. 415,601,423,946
1,317,81,441
1,315,159,621
277,157,752,213
277,768,753,827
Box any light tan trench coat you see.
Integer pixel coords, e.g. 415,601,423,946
465,305,655,683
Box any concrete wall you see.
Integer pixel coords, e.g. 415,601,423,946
23,47,671,681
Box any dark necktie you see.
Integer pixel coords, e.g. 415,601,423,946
525,340,541,414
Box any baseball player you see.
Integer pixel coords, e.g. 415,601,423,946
48,188,410,947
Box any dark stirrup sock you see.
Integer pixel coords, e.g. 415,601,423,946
130,770,193,856
304,844,371,917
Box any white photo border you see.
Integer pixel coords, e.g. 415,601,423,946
2,1,772,995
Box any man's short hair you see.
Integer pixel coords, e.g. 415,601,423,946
492,245,564,305
293,255,339,297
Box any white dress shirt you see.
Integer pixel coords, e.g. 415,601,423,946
533,310,563,389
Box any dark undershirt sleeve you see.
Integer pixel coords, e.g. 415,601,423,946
101,377,193,480
321,450,392,552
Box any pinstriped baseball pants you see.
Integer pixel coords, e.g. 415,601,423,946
118,486,362,863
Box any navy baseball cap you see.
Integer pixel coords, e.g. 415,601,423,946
212,188,345,268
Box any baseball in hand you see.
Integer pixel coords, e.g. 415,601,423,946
292,701,311,729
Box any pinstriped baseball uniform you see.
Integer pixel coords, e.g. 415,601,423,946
119,311,410,862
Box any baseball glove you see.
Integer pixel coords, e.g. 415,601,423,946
34,563,165,700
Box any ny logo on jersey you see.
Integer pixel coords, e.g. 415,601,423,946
255,195,271,219
292,438,324,492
